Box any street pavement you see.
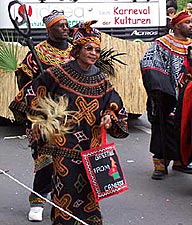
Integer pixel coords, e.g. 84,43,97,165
0,115,192,225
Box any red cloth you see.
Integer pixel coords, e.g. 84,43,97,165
171,10,191,27
180,82,192,165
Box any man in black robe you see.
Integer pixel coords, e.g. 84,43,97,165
140,10,192,180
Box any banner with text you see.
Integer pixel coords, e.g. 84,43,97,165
0,1,166,29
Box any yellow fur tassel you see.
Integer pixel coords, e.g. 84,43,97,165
27,94,77,143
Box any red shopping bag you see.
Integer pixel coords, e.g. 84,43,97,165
81,126,128,202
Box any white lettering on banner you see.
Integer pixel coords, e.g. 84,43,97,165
131,30,158,36
104,180,124,191
93,164,111,174
95,151,114,161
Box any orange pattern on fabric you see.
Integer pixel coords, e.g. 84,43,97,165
46,16,67,28
75,96,99,126
110,102,118,111
54,135,66,147
30,86,47,107
90,125,101,148
19,63,33,78
84,192,100,213
19,53,38,77
74,37,101,46
158,34,191,55
53,157,69,177
15,89,25,102
35,40,72,65
53,194,72,221
31,97,38,107
37,86,47,98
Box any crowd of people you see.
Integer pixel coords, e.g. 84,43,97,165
6,0,192,224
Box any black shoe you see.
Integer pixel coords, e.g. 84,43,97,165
172,165,192,174
151,170,165,180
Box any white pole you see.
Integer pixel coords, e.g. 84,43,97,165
0,169,89,225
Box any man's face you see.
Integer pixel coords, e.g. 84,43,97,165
48,19,69,41
178,19,192,38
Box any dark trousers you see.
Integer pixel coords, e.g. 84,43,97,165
147,92,179,161
26,125,54,207
29,163,53,207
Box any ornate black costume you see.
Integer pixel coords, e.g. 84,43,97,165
10,60,128,225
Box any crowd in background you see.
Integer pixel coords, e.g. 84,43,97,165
166,0,192,33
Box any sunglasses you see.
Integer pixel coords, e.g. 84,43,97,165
83,45,101,54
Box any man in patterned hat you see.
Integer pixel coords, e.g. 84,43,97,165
15,10,72,222
140,10,192,180
16,9,72,89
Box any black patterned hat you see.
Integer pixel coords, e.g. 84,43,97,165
43,10,67,28
72,20,101,46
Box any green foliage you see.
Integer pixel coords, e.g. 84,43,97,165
0,32,20,72
96,48,127,76
177,0,188,11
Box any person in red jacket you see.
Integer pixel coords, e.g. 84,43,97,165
175,45,192,170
